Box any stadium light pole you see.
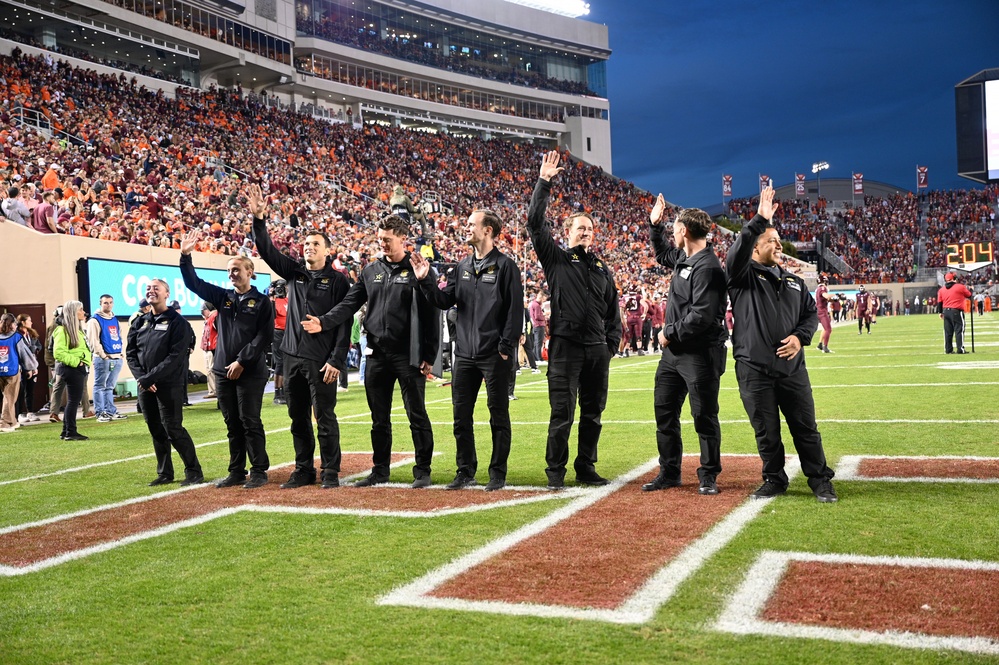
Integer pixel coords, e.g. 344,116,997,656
812,161,829,200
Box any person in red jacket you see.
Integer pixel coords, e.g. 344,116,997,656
200,303,218,398
937,272,972,354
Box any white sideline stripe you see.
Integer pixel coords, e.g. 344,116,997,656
715,550,999,656
836,455,999,484
0,396,455,487
515,382,999,395
0,453,409,535
377,456,799,624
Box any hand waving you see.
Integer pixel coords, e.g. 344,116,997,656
180,228,200,255
757,186,780,222
539,150,565,182
247,183,267,218
650,193,667,225
410,252,430,280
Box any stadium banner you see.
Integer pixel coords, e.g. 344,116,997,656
795,173,806,197
76,258,271,318
722,174,732,197
759,174,771,192
917,165,929,189
852,173,864,195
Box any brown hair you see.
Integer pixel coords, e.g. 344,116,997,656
472,209,502,239
376,214,410,237
562,211,594,235
0,313,15,335
674,208,712,239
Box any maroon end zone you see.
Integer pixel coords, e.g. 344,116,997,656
761,561,999,640
430,456,763,609
0,455,542,569
857,458,999,480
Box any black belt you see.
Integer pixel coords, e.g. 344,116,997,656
944,307,963,311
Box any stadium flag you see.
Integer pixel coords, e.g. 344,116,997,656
795,173,806,197
917,165,929,189
759,174,771,192
722,175,732,197
852,173,864,195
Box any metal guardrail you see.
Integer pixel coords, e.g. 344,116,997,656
13,106,121,161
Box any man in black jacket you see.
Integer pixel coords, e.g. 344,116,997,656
527,151,622,489
181,233,274,489
411,210,523,491
248,184,351,489
302,215,439,488
642,195,728,495
126,279,204,487
727,186,837,503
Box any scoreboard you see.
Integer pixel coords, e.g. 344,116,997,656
945,241,994,271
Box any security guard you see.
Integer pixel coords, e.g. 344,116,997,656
527,151,621,489
248,184,351,490
181,233,274,489
126,279,204,487
642,196,728,495
302,215,439,488
727,186,837,503
411,209,523,491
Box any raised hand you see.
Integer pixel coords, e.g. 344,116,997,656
650,193,667,225
247,183,267,218
410,252,430,280
180,228,200,255
539,150,565,182
757,186,780,222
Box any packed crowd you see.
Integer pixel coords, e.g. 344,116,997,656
3,50,997,298
297,15,596,97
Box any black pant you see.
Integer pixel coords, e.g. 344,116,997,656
735,361,834,489
138,382,202,480
364,350,434,479
60,365,86,437
284,354,341,477
545,337,610,482
651,325,663,351
453,354,511,481
943,309,965,353
533,325,547,361
654,346,725,482
522,332,538,370
216,372,269,476
18,370,35,414
642,320,653,351
181,352,190,403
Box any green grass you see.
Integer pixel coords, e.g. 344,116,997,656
2,313,998,664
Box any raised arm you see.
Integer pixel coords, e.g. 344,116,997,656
247,183,299,280
650,193,685,269
526,151,566,267
180,230,227,307
727,186,779,285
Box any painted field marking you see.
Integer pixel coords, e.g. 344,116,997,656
715,551,999,656
836,455,999,484
379,455,801,624
0,453,582,577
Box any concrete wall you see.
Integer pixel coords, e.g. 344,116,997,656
0,223,275,380
563,114,612,174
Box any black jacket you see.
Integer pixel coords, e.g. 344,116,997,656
527,178,621,350
126,307,194,388
727,214,817,377
180,254,274,377
419,247,524,360
317,252,440,367
651,224,728,353
252,216,351,371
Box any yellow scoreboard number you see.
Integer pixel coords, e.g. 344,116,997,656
946,242,994,267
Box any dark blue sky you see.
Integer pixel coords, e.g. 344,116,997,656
588,0,999,208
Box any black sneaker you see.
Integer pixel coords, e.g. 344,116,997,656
243,474,268,489
751,480,787,499
354,474,389,488
215,473,246,488
816,343,824,351
546,476,565,491
320,474,340,489
411,476,432,489
576,474,609,487
280,470,317,489
445,474,477,490
180,474,206,487
642,474,682,492
484,478,506,492
813,479,839,503
148,475,173,487
61,434,90,441
698,477,720,495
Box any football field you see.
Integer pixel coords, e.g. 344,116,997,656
1,312,998,664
